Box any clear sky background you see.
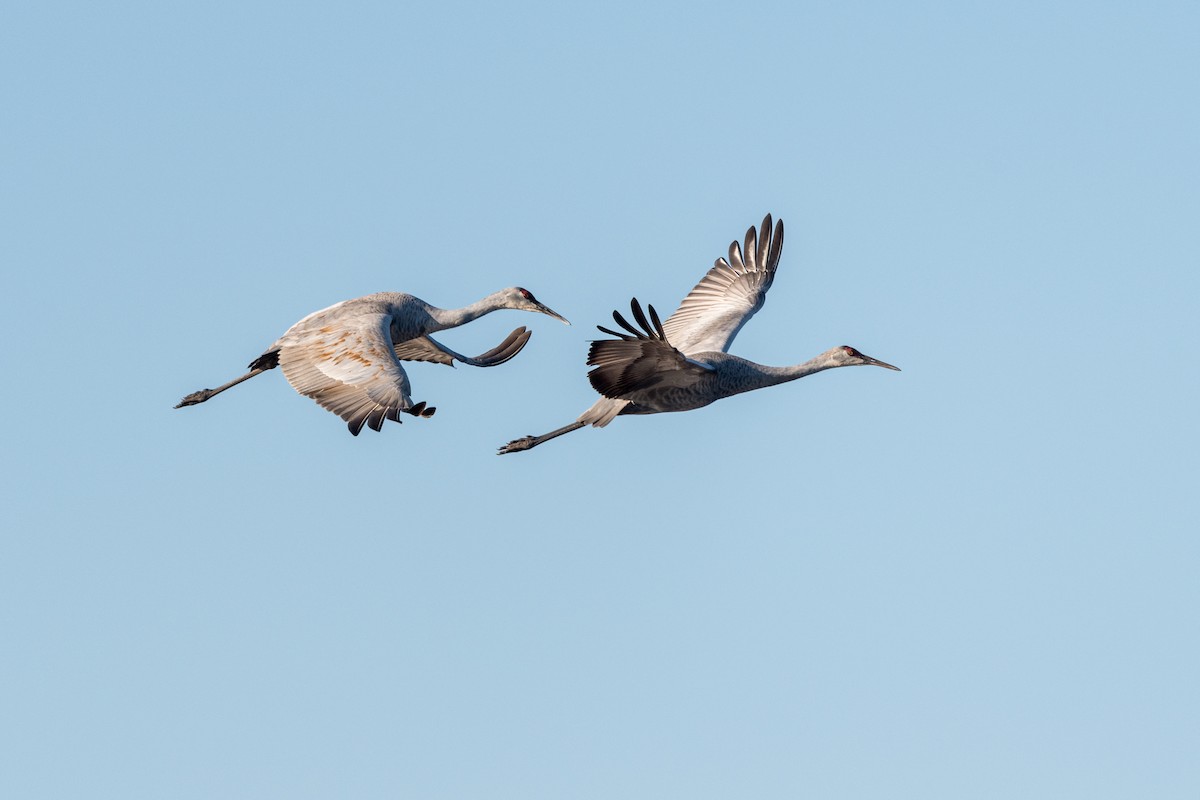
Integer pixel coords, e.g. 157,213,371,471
2,2,1197,798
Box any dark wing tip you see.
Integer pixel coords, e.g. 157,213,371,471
472,326,532,366
728,238,745,271
596,324,630,339
744,223,759,271
629,298,653,337
612,306,641,337
647,304,665,340
247,350,280,372
767,216,784,270
602,298,659,341
757,214,772,268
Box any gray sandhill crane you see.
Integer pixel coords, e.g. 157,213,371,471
176,288,569,435
498,215,898,454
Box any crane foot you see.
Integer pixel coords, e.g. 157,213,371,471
497,436,535,455
175,389,214,408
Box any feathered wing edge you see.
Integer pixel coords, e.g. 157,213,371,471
276,311,440,436
660,214,784,353
461,326,532,367
727,212,784,275
337,328,530,435
392,327,532,367
356,327,531,434
587,298,714,399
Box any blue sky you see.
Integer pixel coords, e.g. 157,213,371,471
2,2,1197,798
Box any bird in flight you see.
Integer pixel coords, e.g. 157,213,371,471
498,214,898,454
176,287,569,435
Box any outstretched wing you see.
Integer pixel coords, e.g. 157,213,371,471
661,214,784,355
277,310,418,435
588,299,715,399
392,327,532,367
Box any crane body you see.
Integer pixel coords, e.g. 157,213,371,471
176,287,568,436
498,215,898,454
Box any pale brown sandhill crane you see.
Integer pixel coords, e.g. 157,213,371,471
176,288,569,435
498,215,898,454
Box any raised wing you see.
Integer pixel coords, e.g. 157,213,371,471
661,214,784,355
277,310,425,435
588,299,715,399
392,327,532,367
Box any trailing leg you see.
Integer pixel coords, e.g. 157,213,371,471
174,350,279,409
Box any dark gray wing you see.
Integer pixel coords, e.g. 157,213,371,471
393,327,532,367
588,299,715,399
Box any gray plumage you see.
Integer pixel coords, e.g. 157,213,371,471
176,287,569,436
498,214,898,454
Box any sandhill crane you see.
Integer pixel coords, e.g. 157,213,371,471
498,215,898,454
176,287,569,435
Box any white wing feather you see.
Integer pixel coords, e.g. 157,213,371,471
661,214,784,355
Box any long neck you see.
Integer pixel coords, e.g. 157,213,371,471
427,290,507,330
732,353,837,393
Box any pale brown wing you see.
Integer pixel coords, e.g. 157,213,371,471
277,310,416,435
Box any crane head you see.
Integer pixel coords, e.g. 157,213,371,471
505,287,571,325
832,345,901,371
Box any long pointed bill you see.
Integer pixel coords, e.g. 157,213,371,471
536,303,571,325
863,354,901,371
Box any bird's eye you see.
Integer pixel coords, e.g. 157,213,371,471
843,346,857,356
518,288,533,300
